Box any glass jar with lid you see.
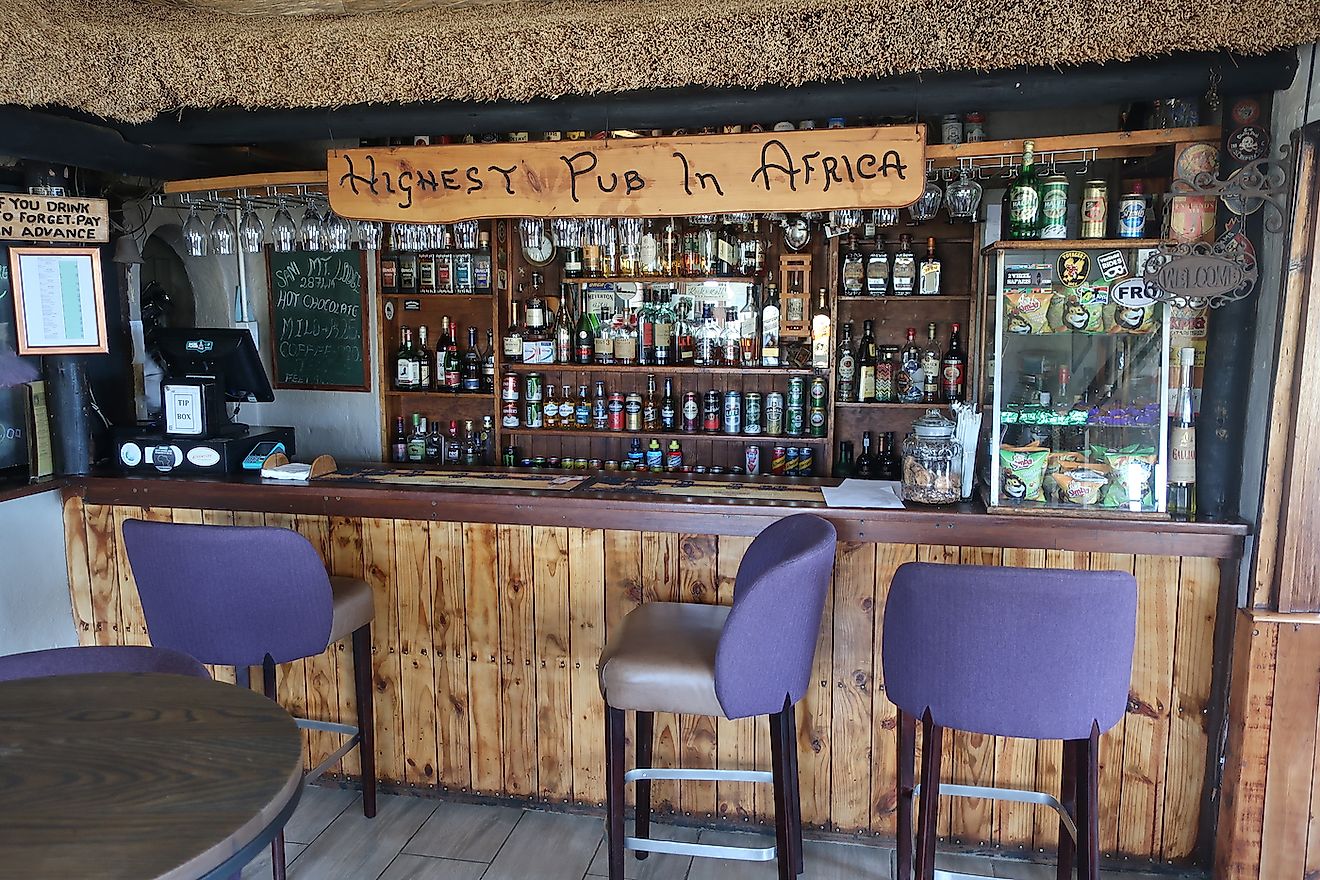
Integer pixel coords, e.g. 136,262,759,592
902,409,962,505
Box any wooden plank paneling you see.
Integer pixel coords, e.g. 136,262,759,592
328,515,365,776
395,518,437,786
641,530,681,813
829,541,876,833
112,506,152,646
567,527,606,805
62,495,95,646
85,504,120,646
265,512,310,749
604,529,642,809
951,546,1001,844
799,543,836,828
533,525,572,802
870,542,916,838
918,544,959,837
364,517,405,783
1089,552,1135,855
430,520,471,790
715,534,757,824
678,533,718,816
464,522,503,793
497,524,537,798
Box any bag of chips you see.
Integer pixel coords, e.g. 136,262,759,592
999,444,1049,502
1004,290,1053,335
1099,447,1158,508
1054,465,1110,505
1044,451,1089,502
1105,302,1158,334
1048,285,1109,333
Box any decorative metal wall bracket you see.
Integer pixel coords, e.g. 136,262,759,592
1169,144,1292,234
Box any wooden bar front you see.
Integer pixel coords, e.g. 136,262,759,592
59,476,1245,867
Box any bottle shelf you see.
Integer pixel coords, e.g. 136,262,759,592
383,292,494,299
837,295,972,303
503,363,815,376
386,390,493,399
504,427,828,444
835,401,951,409
984,238,1170,253
560,276,757,285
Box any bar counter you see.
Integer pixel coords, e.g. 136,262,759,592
52,467,1245,867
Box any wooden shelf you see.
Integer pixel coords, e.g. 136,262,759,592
385,390,492,399
836,401,950,409
927,126,1220,169
504,427,828,443
383,292,494,299
983,238,1169,253
561,276,756,285
504,362,815,376
838,295,972,303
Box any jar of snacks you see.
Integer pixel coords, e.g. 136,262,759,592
902,410,962,505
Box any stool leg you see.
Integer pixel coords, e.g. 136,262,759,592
1058,739,1078,880
782,699,804,876
768,706,794,880
634,710,653,860
605,706,627,880
351,624,377,819
896,710,916,880
1077,725,1100,880
914,713,942,880
260,657,287,880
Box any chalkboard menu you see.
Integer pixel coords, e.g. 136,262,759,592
0,250,29,473
267,251,369,391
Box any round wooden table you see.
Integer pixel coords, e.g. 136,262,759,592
0,672,304,879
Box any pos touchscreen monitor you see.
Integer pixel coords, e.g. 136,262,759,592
154,328,273,437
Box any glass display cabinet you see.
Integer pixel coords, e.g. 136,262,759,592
982,240,1170,516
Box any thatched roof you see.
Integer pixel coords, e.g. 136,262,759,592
4,0,1319,124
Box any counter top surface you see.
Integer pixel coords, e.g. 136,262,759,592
66,465,1249,559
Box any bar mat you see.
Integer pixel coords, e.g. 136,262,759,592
587,473,825,503
318,466,589,491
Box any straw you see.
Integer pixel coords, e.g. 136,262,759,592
952,400,981,500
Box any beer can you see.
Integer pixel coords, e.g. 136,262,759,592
605,460,620,470
809,402,827,437
785,446,800,476
588,459,603,469
786,400,804,437
1119,193,1147,238
501,401,520,428
765,392,785,435
607,392,626,431
1081,181,1108,239
681,392,699,433
723,390,742,435
547,457,561,468
1041,175,1069,240
745,445,761,475
787,376,806,408
798,446,815,477
523,373,543,401
574,457,589,469
703,390,722,433
524,400,543,429
771,445,787,475
501,373,520,402
533,456,547,468
744,393,763,435
624,393,643,431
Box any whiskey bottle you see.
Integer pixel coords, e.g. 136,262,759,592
563,243,583,278
891,234,917,296
921,323,941,404
760,284,781,367
866,234,890,297
407,414,427,462
811,288,831,371
841,234,865,297
674,299,696,365
462,326,482,392
855,319,877,402
835,322,856,402
919,237,942,296
941,323,966,403
395,326,418,391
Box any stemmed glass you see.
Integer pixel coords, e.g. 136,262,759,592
299,204,325,251
908,178,944,223
452,220,479,250
182,205,209,257
270,197,297,253
356,220,383,251
551,217,583,248
323,210,352,251
519,218,545,252
209,209,236,256
238,202,265,254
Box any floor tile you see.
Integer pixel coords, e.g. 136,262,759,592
483,810,603,880
241,842,307,879
687,830,780,880
989,858,1055,879
586,822,700,879
377,853,490,879
935,850,998,877
283,785,361,845
803,838,893,879
289,794,439,880
404,801,523,862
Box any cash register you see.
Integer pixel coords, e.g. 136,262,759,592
115,327,295,474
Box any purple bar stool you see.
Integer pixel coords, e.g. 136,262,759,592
0,645,210,682
598,513,837,880
882,562,1137,880
121,519,377,880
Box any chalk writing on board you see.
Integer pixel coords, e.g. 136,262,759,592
267,251,369,391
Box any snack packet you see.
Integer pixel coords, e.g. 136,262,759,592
1100,448,1158,508
1004,290,1052,335
999,444,1049,502
1106,301,1157,334
1055,469,1109,505
1049,285,1109,333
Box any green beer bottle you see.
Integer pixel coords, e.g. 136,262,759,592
1007,140,1042,240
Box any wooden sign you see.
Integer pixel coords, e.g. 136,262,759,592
267,250,370,391
0,194,109,244
327,126,927,222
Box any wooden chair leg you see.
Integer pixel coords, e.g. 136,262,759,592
1057,739,1078,880
781,699,804,876
634,710,653,860
896,710,916,880
1077,725,1100,880
351,624,377,819
768,707,795,880
914,712,942,880
605,706,627,880
260,656,288,880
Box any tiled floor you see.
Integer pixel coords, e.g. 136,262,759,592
242,785,1199,880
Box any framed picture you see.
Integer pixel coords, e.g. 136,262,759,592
8,246,108,355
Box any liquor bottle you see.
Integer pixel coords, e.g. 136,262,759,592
573,296,595,364
866,234,890,297
879,431,902,480
583,234,603,277
395,326,417,391
574,384,591,428
443,332,462,392
782,270,808,337
415,325,433,391
876,346,897,403
835,322,856,402
833,440,855,478
811,288,831,371
463,420,480,464
941,323,966,403
559,384,575,428
637,290,655,364
643,374,659,430
425,420,443,463
479,416,495,464
760,284,781,367
503,301,524,365
921,323,941,404
841,235,865,297
653,289,674,366
555,284,573,363
891,234,917,296
660,377,677,430
716,222,740,277
696,303,721,366
407,414,426,462
738,293,759,365
522,275,551,364
591,381,608,431
1007,140,1043,240
615,308,639,365
897,327,923,402
855,319,877,403
445,420,461,465
640,220,662,275
674,299,696,365
391,415,407,462
543,384,559,430
462,327,482,392
563,242,583,278
593,306,616,365
854,431,877,479
722,307,741,365
482,330,496,394
1168,346,1197,519
474,231,492,292
919,237,942,296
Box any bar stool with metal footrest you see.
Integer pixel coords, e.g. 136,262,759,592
882,562,1137,880
598,513,837,880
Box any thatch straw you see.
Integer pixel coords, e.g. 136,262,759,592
2,0,1317,124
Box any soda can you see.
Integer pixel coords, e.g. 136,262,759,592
524,400,543,429
1081,180,1109,239
625,393,643,431
798,446,815,477
786,400,805,437
1041,175,1069,239
765,392,785,435
785,446,800,476
703,390,722,432
547,457,561,468
745,445,761,475
524,373,543,401
501,401,520,428
771,445,788,475
744,393,763,435
723,390,742,435
502,373,520,402
1119,193,1147,238
682,391,700,433
607,392,626,431
574,457,589,469
503,446,520,466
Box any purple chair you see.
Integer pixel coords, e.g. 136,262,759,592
598,513,837,880
0,644,210,682
882,562,1137,880
121,519,377,880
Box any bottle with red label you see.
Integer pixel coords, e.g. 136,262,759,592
941,322,967,403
